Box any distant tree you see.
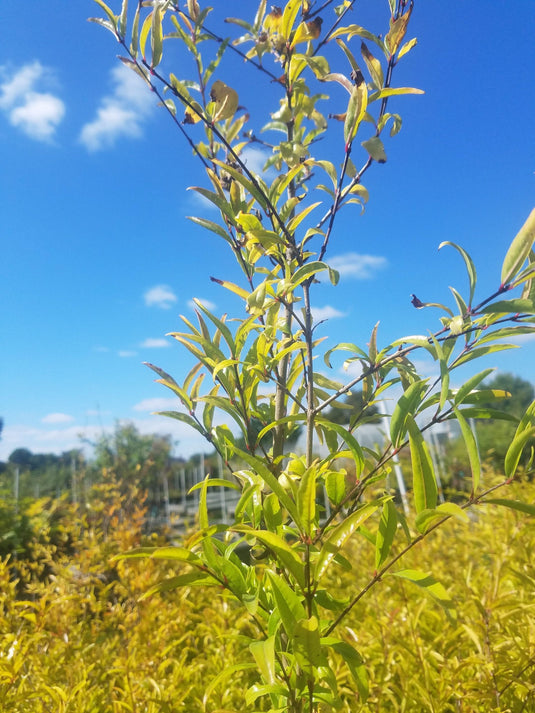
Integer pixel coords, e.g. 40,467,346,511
93,422,175,505
8,448,34,469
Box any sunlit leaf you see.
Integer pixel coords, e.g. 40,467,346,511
439,241,477,307
406,415,437,513
375,499,397,568
389,568,456,623
315,502,380,581
501,208,535,286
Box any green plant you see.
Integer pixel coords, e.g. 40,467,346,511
92,1,535,710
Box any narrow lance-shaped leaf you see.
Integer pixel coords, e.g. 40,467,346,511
454,368,496,405
297,466,317,538
453,407,480,493
483,499,535,516
389,568,456,623
250,637,276,685
375,499,397,569
315,502,380,581
267,571,306,637
390,379,429,448
150,2,163,68
439,241,477,307
344,75,368,144
501,208,535,286
232,526,306,589
406,415,437,513
504,426,535,479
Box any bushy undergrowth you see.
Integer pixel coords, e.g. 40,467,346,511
1,477,533,712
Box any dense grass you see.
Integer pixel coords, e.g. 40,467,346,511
1,476,533,712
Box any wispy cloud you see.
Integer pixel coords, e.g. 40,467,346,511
140,338,170,348
329,253,388,280
0,61,65,141
133,397,178,412
41,412,74,425
79,64,153,151
240,146,271,175
187,298,216,311
144,284,178,309
118,350,138,358
311,305,346,323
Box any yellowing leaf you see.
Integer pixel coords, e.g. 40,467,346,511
210,80,239,122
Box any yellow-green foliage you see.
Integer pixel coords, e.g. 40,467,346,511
1,479,534,712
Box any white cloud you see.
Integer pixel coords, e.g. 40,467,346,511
144,284,178,309
41,412,75,425
187,298,216,311
311,305,346,323
80,63,153,151
118,350,138,358
140,338,170,348
241,146,270,175
329,253,388,280
0,61,65,141
133,397,179,412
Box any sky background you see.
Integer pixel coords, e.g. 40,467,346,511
1,1,534,461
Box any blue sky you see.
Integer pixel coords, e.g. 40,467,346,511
1,1,534,461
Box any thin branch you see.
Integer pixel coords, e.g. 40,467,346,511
324,477,517,637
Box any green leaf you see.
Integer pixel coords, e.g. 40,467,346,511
150,2,163,68
368,86,424,101
267,571,306,637
415,502,469,534
389,568,456,623
329,641,368,702
361,136,386,163
93,0,118,27
293,616,326,668
375,499,397,568
113,546,199,563
453,343,518,368
189,478,240,492
292,260,330,287
453,407,481,493
360,41,384,88
501,208,535,285
390,379,429,448
118,0,128,36
482,499,535,516
229,446,299,523
325,470,346,506
439,241,477,307
187,215,231,241
250,636,276,685
315,502,380,581
344,81,368,144
406,415,437,513
202,663,257,709
138,571,216,600
155,410,206,436
233,526,306,589
315,419,364,477
480,298,535,315
297,466,317,538
504,426,535,478
454,368,495,405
